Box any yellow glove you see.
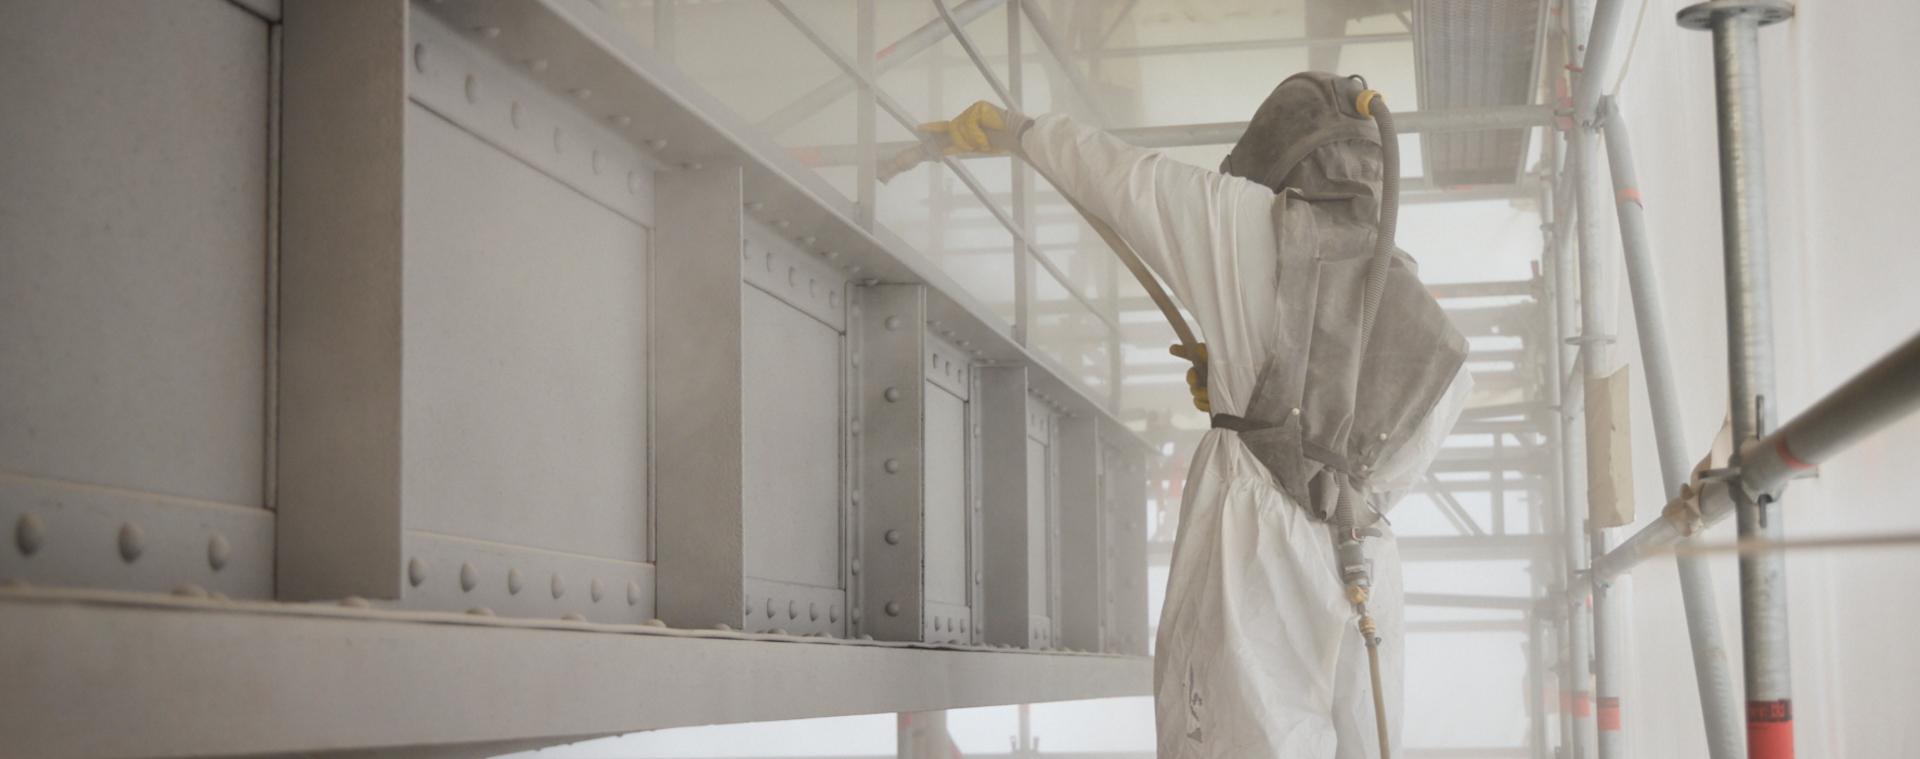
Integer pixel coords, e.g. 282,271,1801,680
920,101,1010,156
1168,343,1210,413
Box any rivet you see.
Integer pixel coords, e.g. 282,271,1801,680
830,291,840,308
775,220,791,229
884,458,901,473
845,265,862,274
460,563,479,592
859,634,874,640
929,321,942,328
590,578,605,602
413,44,428,73
745,598,754,616
526,58,548,72
644,618,667,627
766,252,776,272
207,534,231,571
571,88,592,100
408,557,427,587
510,101,523,129
1379,432,1388,441
563,613,587,621
809,279,818,298
210,591,230,602
960,620,968,632
771,628,789,635
884,316,901,330
885,601,902,616
850,557,862,574
824,251,839,260
117,522,143,563
852,607,864,622
801,236,817,245
973,425,981,438
592,150,603,174
975,571,984,583
884,387,901,402
476,26,501,39
766,598,776,617
788,600,798,619
789,267,799,286
340,596,371,609
943,331,956,338
508,568,524,595
884,529,901,544
716,623,733,631
468,606,495,616
851,350,862,366
1291,408,1301,416
15,514,44,556
464,75,479,104
627,172,640,195
830,605,841,623
611,114,632,127
552,127,564,153
648,138,668,150
850,489,862,505
971,350,983,357
172,584,208,598
933,617,943,631
628,580,642,605
551,573,566,599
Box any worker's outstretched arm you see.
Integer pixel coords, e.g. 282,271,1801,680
919,102,1274,417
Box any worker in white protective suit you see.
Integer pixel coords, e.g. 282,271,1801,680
922,73,1473,759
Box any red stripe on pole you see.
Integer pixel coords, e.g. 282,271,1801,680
1776,435,1814,470
1616,187,1643,206
1598,697,1621,730
1748,700,1794,759
1574,692,1591,718
1561,690,1574,714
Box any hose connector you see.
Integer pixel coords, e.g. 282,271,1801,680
1355,89,1383,118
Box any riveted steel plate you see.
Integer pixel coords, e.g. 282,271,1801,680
409,9,654,227
0,474,272,599
391,530,653,623
743,218,847,332
856,284,926,641
924,331,971,400
743,578,847,637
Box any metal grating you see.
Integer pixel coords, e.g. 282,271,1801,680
1414,0,1548,187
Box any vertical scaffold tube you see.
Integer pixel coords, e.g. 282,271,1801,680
1538,172,1574,758
1599,97,1746,759
1678,3,1797,758
1568,111,1618,759
1551,127,1595,759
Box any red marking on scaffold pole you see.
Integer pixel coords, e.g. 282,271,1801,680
1598,697,1621,731
1574,692,1592,718
1616,187,1643,206
1748,700,1794,759
1560,690,1574,714
1777,435,1814,470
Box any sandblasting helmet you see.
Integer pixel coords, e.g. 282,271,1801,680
1221,72,1382,196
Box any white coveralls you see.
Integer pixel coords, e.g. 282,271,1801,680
1021,114,1473,759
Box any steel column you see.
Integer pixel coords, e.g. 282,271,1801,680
1545,123,1593,759
1599,98,1746,759
1678,3,1797,757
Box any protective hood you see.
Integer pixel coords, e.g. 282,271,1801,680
1221,72,1382,196
1222,74,1469,522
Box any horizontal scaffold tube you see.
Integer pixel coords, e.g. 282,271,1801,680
1592,330,1920,579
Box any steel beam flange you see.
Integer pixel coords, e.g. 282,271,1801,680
1677,0,1795,30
